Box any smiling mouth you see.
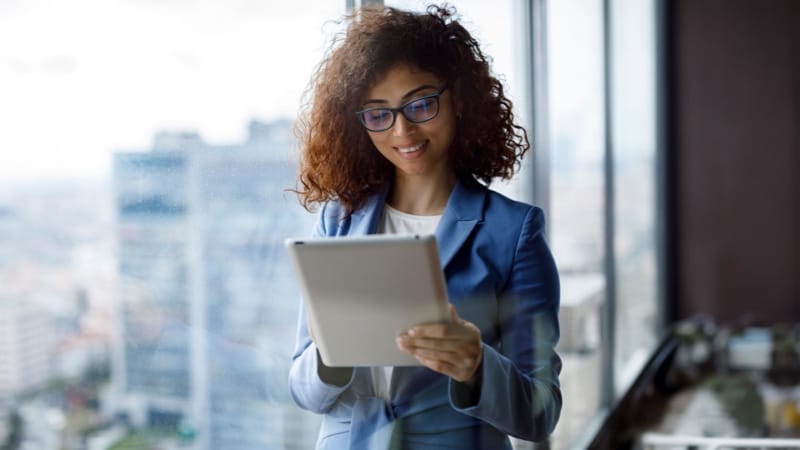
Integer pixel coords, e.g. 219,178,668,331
396,141,427,154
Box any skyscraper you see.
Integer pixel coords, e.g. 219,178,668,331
113,121,319,449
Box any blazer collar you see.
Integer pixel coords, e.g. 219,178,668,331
434,178,485,269
349,178,486,269
347,187,390,236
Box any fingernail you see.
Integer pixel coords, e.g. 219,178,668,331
408,329,416,336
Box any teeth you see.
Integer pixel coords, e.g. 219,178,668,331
398,142,424,153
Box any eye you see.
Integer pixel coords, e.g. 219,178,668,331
404,96,438,121
365,109,391,122
407,97,436,113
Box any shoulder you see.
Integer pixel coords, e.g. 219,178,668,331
482,188,545,234
320,200,348,223
315,201,349,237
450,178,545,240
464,186,551,289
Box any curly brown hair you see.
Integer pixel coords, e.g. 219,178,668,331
294,4,529,217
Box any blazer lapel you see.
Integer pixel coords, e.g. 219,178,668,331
434,178,486,270
347,188,389,236
347,179,486,267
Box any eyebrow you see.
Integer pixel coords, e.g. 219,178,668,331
362,84,439,106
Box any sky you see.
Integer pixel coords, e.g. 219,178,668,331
0,0,522,182
0,0,345,180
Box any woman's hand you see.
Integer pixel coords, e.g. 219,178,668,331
396,304,483,383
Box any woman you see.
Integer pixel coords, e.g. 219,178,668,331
289,5,561,449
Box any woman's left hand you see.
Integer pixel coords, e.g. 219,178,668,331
396,304,483,383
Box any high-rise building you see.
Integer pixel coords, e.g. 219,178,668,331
112,120,319,449
0,269,52,401
113,147,193,433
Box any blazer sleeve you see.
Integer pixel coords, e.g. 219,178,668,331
287,204,356,414
448,206,562,442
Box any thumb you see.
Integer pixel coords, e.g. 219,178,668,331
448,304,459,323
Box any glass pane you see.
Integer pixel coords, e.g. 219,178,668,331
546,0,607,447
609,0,659,393
0,1,342,448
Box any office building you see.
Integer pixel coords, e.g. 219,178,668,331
113,121,318,449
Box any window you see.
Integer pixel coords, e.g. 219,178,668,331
545,0,607,446
1,0,663,447
609,0,660,394
0,1,343,448
545,0,663,446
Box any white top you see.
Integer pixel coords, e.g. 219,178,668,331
375,203,443,400
378,203,442,236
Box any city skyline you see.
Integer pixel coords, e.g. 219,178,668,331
112,118,318,448
0,117,321,448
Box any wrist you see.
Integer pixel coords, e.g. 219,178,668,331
462,348,484,388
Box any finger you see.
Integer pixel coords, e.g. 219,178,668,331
415,355,478,382
415,356,458,377
401,336,477,352
408,323,451,338
412,348,480,369
409,347,460,361
397,335,481,368
396,336,413,354
407,321,476,341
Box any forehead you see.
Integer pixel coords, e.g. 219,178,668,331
366,64,442,99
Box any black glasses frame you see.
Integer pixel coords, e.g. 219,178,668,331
355,85,449,132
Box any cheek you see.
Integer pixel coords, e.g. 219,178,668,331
366,134,396,159
433,119,458,147
435,110,458,135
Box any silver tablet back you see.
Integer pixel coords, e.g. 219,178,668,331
285,234,449,366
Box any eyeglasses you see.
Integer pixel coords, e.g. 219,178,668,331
356,86,448,132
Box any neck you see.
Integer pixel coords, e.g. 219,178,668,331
388,171,457,215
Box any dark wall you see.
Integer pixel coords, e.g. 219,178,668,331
670,0,799,323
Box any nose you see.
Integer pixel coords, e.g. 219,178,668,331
391,113,415,136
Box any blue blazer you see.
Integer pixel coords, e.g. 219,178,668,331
289,178,562,450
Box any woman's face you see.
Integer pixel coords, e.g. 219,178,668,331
360,64,458,182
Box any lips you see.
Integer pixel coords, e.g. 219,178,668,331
395,140,427,154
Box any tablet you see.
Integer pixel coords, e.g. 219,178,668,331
285,234,450,367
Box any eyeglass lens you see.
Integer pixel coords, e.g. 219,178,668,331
361,95,440,131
